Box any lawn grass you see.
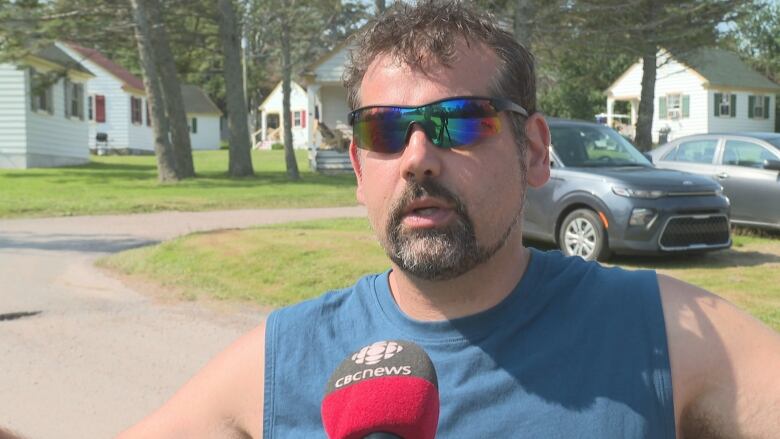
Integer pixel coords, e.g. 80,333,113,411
0,149,357,218
100,218,780,331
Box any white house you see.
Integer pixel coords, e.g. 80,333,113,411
0,45,93,169
58,42,222,153
606,48,780,143
256,80,309,149
180,84,222,150
300,41,353,151
58,42,152,153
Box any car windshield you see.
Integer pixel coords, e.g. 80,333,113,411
550,124,652,167
766,137,780,152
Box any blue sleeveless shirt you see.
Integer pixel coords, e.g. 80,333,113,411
263,249,676,438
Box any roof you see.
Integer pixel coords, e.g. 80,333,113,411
32,45,92,75
181,84,221,115
675,48,780,91
65,42,145,91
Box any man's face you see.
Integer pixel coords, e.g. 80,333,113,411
350,40,549,280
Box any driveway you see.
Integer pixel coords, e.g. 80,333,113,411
0,207,366,439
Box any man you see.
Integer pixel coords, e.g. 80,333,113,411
119,1,780,438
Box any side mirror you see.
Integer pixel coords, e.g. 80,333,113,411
763,159,780,171
643,152,654,164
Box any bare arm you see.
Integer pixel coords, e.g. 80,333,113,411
658,274,780,438
116,322,266,439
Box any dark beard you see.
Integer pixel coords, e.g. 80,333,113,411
383,180,519,281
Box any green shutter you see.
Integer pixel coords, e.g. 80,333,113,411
765,96,771,119
682,95,690,118
730,94,737,117
64,80,71,118
714,93,722,116
749,95,755,119
659,97,667,119
30,69,38,112
192,117,197,134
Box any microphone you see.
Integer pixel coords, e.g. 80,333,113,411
321,340,439,439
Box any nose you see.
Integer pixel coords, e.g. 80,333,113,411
399,123,442,182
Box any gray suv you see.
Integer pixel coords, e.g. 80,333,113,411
523,119,732,261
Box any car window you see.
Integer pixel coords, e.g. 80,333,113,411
669,139,718,164
550,125,650,167
766,137,780,150
722,140,778,168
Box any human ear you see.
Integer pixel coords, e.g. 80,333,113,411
523,113,551,188
348,140,366,205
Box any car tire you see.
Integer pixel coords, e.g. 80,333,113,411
558,209,611,261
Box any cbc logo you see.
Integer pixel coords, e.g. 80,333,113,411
352,341,403,365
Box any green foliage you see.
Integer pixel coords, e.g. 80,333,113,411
271,142,284,150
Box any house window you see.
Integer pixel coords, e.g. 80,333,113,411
130,96,143,124
29,68,53,114
658,94,689,120
714,92,736,117
64,79,84,120
749,95,769,119
667,94,681,119
191,117,198,134
293,111,302,127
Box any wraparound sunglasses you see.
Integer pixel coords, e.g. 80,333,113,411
348,96,529,154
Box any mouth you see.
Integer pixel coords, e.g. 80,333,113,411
401,197,456,228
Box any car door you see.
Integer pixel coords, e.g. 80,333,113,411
656,136,721,179
716,138,780,226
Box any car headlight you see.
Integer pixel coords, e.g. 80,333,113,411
612,186,666,199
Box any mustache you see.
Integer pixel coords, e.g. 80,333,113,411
388,180,469,229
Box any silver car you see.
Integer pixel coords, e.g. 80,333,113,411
649,133,780,230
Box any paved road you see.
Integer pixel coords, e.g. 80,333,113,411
0,207,366,439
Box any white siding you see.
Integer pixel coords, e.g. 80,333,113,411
25,73,89,165
189,115,220,150
320,85,350,131
314,46,350,84
608,62,644,99
127,96,153,152
653,58,709,142
0,63,28,168
707,92,775,133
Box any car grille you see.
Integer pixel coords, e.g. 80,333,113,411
659,215,731,251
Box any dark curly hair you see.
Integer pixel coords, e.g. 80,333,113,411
342,0,535,150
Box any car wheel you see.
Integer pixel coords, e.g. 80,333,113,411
558,209,611,261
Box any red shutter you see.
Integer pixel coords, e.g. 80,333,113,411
96,95,106,122
301,110,306,128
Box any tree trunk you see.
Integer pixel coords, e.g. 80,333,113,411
513,0,535,50
375,0,385,14
280,9,300,181
129,0,179,182
146,0,195,178
217,0,254,177
635,51,657,152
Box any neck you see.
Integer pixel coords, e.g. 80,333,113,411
387,232,531,321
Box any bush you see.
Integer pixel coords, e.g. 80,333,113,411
271,142,284,150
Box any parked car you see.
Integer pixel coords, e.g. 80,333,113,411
649,133,780,231
523,119,732,261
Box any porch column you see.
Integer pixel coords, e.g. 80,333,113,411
261,110,267,146
307,84,321,151
606,97,615,127
630,99,639,126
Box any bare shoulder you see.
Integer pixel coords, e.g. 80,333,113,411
656,274,780,438
116,321,266,439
